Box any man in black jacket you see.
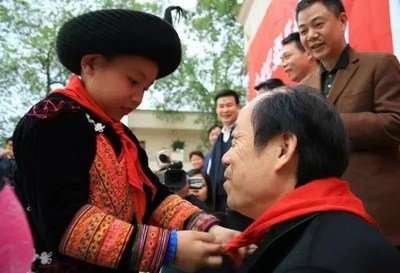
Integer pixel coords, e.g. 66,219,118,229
222,85,400,272
205,89,253,231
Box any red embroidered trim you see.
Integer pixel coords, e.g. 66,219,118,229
187,213,221,231
140,226,163,272
89,134,136,222
130,225,170,273
59,205,133,269
149,195,202,230
130,225,148,271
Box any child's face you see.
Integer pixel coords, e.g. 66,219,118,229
83,55,158,121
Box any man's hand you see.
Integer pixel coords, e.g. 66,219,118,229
209,225,258,266
173,230,223,272
0,149,13,159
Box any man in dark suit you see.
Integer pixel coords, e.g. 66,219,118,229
205,89,253,231
223,86,400,273
297,0,400,248
206,90,240,213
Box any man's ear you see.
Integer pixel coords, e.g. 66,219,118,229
338,12,348,32
80,54,104,75
275,133,297,172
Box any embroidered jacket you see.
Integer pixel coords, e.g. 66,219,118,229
13,94,220,273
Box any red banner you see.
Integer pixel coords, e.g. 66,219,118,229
247,0,396,100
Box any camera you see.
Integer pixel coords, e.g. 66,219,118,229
155,150,187,190
188,177,203,189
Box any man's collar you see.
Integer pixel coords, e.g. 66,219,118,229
320,44,350,74
222,124,235,134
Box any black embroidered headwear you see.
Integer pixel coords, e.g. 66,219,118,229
56,7,185,79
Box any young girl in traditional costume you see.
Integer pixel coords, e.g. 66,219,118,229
13,7,236,273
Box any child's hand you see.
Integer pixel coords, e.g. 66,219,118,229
173,230,223,272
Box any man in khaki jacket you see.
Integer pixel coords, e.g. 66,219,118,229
296,0,400,248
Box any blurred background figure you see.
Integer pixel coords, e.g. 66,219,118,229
207,125,222,147
188,168,213,211
189,150,205,169
281,32,318,83
254,78,285,95
0,137,17,187
204,125,222,174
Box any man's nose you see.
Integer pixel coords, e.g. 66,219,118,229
307,28,319,42
222,148,231,166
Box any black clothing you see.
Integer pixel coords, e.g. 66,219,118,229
240,212,400,273
185,194,211,212
320,45,350,96
208,132,232,212
13,94,175,273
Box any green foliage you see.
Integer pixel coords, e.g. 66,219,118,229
0,0,162,139
171,139,185,150
151,0,246,146
0,0,246,145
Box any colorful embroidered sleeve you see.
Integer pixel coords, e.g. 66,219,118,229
149,194,221,231
59,205,170,272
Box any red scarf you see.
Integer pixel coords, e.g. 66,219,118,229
224,177,377,259
54,75,156,223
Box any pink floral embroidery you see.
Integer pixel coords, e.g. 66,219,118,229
28,100,80,119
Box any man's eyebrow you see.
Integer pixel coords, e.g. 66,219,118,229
299,15,325,28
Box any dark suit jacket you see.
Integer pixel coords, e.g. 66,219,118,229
208,132,233,212
241,212,400,273
301,48,400,245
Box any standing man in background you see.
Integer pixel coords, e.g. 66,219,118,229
297,0,400,248
205,90,253,231
281,32,318,82
206,90,240,213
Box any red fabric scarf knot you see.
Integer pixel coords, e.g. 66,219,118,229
223,177,377,262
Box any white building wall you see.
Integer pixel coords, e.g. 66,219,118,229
238,0,273,54
127,110,210,171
